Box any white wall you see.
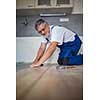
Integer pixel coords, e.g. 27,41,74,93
16,36,83,63
72,0,83,14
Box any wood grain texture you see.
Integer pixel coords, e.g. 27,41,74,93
16,64,83,100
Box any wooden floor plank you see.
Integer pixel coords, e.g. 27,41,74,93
16,64,83,100
16,66,49,100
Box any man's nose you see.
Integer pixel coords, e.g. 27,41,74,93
41,31,45,35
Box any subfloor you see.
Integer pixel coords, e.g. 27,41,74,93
16,63,83,100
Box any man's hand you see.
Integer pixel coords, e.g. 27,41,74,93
30,62,41,68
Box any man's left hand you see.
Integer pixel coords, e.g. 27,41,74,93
30,63,41,68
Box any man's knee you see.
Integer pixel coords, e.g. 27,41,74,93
57,57,69,65
57,55,83,65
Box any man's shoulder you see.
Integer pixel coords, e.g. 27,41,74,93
51,25,62,32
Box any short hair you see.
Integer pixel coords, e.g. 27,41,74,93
35,19,47,30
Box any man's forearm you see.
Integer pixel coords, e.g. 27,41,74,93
33,43,46,63
37,42,58,65
34,48,45,62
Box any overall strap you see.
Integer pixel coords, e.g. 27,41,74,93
51,25,55,30
45,38,49,42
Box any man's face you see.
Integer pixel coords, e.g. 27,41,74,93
37,23,50,36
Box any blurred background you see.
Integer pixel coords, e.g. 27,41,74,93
16,0,83,63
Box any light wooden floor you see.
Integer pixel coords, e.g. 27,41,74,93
16,64,83,100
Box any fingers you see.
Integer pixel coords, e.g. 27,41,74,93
30,64,42,68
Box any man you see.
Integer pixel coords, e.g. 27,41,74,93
31,19,83,68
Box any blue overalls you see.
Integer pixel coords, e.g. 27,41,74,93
47,26,83,65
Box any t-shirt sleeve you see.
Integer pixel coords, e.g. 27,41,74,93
50,26,64,45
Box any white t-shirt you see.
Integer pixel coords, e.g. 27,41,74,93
41,25,76,45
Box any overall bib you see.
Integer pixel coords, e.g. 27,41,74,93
47,26,83,65
57,34,83,65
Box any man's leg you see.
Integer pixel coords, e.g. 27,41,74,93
58,35,82,65
58,54,83,65
66,54,83,65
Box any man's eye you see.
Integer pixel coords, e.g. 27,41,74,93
38,28,45,33
42,28,45,31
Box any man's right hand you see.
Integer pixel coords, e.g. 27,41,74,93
30,61,43,68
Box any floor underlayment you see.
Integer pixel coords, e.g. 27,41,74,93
16,63,83,100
